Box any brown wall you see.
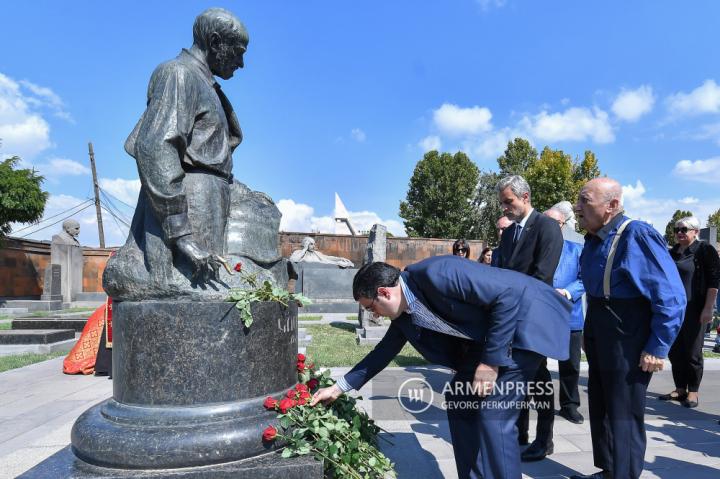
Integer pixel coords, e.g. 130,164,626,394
1,233,486,298
0,237,116,297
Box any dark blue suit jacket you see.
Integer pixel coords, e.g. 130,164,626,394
344,255,571,390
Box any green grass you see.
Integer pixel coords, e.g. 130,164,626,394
0,351,66,373
305,322,428,368
298,315,322,321
0,322,11,330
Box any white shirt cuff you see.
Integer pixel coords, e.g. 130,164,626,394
335,375,353,392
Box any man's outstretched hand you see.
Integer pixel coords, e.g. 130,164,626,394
176,236,226,282
310,384,343,407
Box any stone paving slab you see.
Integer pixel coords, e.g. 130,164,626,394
1,358,719,478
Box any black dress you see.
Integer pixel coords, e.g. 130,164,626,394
668,240,720,392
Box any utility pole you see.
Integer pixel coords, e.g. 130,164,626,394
88,142,106,248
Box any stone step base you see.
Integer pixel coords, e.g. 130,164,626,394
0,307,29,315
0,329,76,345
12,319,87,332
300,302,358,314
74,292,108,302
0,300,63,312
0,337,77,357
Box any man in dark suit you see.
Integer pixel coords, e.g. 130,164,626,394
311,257,571,479
495,175,564,461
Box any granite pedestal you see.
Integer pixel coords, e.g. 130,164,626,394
26,300,322,477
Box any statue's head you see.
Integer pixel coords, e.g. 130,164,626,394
301,237,315,251
62,219,80,238
193,8,249,80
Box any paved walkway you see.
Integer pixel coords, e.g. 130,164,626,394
1,358,719,478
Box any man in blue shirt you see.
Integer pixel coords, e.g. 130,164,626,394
571,178,685,479
544,208,586,425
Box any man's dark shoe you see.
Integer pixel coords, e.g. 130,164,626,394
569,471,612,479
518,432,529,446
559,407,585,424
521,439,553,462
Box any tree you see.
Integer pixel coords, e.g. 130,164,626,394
707,208,720,243
664,209,694,246
399,150,480,238
525,147,576,213
497,138,538,176
472,170,503,245
572,150,601,201
0,156,48,237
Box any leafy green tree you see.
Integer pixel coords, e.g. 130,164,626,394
664,209,694,246
525,147,576,213
0,156,48,237
572,150,601,201
399,150,480,238
707,208,720,243
497,138,538,176
472,170,503,245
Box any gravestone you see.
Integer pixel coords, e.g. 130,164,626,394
49,219,84,303
356,224,390,345
40,264,63,301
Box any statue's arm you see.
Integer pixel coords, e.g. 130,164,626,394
132,64,198,243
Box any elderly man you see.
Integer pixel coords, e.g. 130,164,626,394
544,207,585,424
496,175,563,460
104,8,249,297
311,257,570,479
571,177,685,479
551,200,585,244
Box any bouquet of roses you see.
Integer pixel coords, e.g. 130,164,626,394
262,354,396,478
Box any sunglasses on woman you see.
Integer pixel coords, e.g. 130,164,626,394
673,227,693,234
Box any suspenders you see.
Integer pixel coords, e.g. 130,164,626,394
603,219,633,299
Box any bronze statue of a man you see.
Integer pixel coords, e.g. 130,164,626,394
104,8,263,300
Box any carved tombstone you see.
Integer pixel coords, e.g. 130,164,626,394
358,224,387,328
48,219,83,303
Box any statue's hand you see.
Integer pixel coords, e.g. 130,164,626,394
176,236,224,282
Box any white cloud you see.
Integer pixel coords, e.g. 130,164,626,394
418,135,442,151
277,198,405,236
0,73,54,159
672,157,720,184
433,103,493,136
521,107,614,143
350,128,366,142
612,85,655,122
37,157,90,176
621,179,719,233
667,79,720,116
99,177,142,206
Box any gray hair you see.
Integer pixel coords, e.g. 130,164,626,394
496,175,531,200
676,216,700,230
550,201,577,230
192,8,248,50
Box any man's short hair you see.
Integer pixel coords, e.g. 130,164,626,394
496,175,531,200
192,8,248,50
353,262,400,300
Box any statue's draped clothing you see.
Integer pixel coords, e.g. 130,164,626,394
104,49,244,300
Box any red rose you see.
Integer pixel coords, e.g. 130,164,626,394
307,378,319,390
279,397,295,413
263,396,278,410
297,353,306,362
286,389,297,398
308,363,315,370
297,361,305,372
262,425,277,442
297,395,308,406
295,383,308,392
234,262,242,272
299,391,311,401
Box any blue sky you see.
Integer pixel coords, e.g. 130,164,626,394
2,0,720,246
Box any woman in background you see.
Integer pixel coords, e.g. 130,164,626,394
659,216,720,408
452,239,470,259
479,247,493,265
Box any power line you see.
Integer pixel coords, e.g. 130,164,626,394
99,191,132,225
13,198,94,234
19,203,95,238
100,203,130,228
98,187,136,210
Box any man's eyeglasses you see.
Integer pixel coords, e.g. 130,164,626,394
362,297,377,313
673,227,692,234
